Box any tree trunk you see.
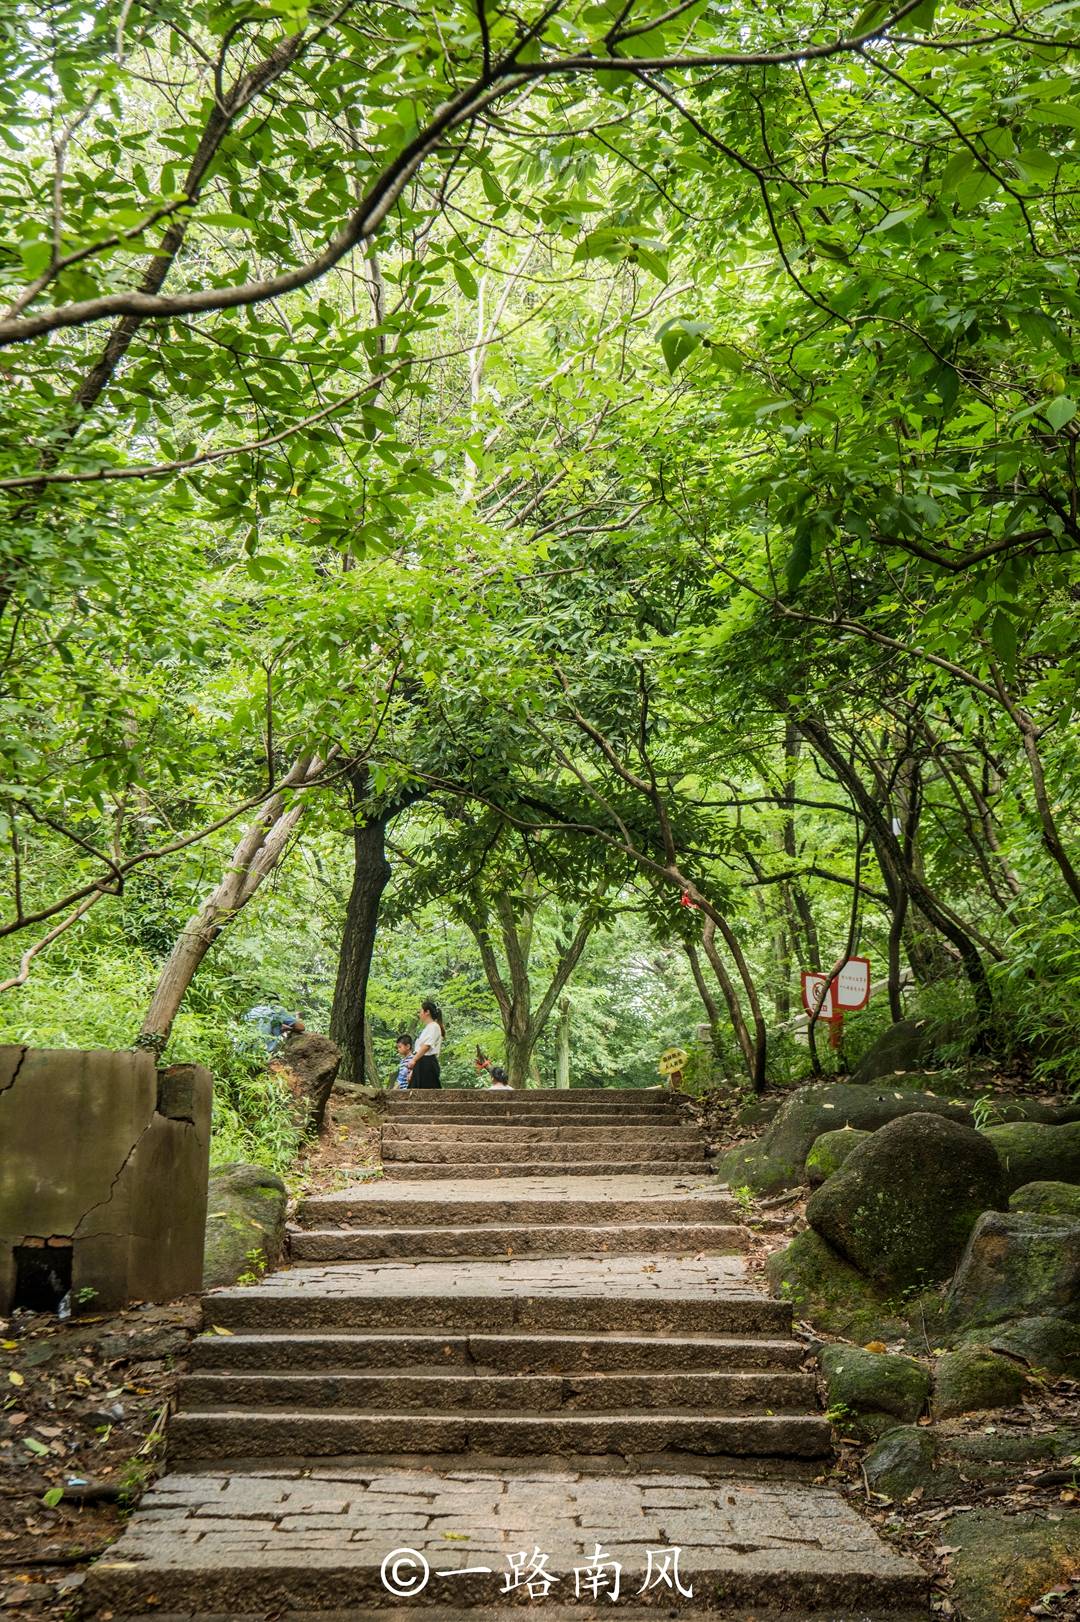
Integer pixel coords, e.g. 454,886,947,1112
328,812,391,1084
555,995,571,1089
139,754,321,1048
504,1025,534,1090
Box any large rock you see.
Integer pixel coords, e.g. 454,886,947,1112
863,1426,946,1501
849,1018,954,1083
1011,1180,1080,1220
933,1347,1026,1418
717,1082,976,1194
959,1314,1080,1378
806,1113,1006,1292
806,1127,870,1187
865,1425,1080,1503
946,1210,1080,1331
942,1507,1080,1622
765,1229,908,1343
271,1031,342,1135
983,1119,1080,1193
819,1343,930,1440
203,1162,287,1289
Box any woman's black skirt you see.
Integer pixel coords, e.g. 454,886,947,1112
410,1054,441,1089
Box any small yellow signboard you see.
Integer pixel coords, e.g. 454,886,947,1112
657,1046,688,1077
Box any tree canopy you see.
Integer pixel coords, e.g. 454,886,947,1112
3,0,1080,1151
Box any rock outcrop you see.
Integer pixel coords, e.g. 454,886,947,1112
203,1162,287,1289
806,1113,1005,1291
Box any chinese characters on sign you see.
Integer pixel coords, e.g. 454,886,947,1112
380,1543,693,1602
800,956,871,1049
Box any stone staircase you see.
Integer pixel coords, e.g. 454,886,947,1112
85,1089,928,1619
381,1085,706,1178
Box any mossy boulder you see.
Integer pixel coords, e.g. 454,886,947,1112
806,1127,871,1187
806,1112,1005,1292
946,1210,1080,1332
934,1346,1026,1418
716,1081,977,1195
863,1425,948,1500
942,1507,1080,1622
865,1425,1080,1503
203,1162,287,1289
983,1119,1080,1193
1011,1180,1080,1220
958,1314,1080,1378
819,1343,931,1440
764,1228,908,1342
849,1017,956,1083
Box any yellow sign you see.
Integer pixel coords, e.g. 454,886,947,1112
657,1046,688,1076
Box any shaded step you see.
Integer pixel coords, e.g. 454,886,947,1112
381,1124,703,1141
202,1295,791,1337
169,1408,831,1462
295,1190,735,1228
288,1221,746,1261
381,1139,705,1164
179,1369,815,1412
188,1328,808,1374
386,1112,682,1127
383,1159,706,1179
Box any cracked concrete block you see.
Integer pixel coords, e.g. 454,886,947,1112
0,1047,212,1314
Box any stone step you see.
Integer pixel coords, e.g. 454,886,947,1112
84,1467,928,1618
381,1138,706,1164
382,1159,705,1179
389,1087,683,1100
382,1124,702,1142
203,1294,791,1338
294,1189,737,1229
188,1329,808,1374
289,1221,747,1261
180,1369,815,1412
385,1110,682,1125
168,1408,832,1462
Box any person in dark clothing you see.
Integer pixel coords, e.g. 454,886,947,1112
408,999,444,1089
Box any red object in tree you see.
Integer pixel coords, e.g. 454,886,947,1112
680,891,699,909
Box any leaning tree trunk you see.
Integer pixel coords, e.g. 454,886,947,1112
328,813,392,1084
139,754,323,1049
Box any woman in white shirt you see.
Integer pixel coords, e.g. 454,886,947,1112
408,999,444,1089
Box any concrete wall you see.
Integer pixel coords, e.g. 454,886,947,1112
0,1047,211,1314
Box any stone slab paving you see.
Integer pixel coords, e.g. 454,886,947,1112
87,1463,926,1615
302,1172,724,1211
227,1253,759,1299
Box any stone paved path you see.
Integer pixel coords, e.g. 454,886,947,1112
85,1090,928,1618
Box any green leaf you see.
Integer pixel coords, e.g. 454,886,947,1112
657,318,711,375
786,523,814,595
852,0,890,34
451,260,479,300
1045,395,1076,431
990,610,1017,670
42,1487,64,1508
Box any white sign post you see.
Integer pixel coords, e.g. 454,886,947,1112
801,957,871,1049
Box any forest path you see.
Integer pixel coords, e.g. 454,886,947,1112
84,1090,927,1618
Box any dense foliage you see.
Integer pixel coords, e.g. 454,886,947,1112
3,0,1080,1158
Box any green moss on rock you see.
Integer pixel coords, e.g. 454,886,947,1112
1010,1180,1080,1220
946,1210,1080,1332
806,1112,1005,1292
716,1082,976,1195
983,1120,1080,1194
942,1508,1080,1622
958,1315,1080,1378
805,1127,871,1187
203,1162,287,1289
819,1343,931,1440
863,1425,946,1500
934,1346,1026,1419
764,1229,909,1342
